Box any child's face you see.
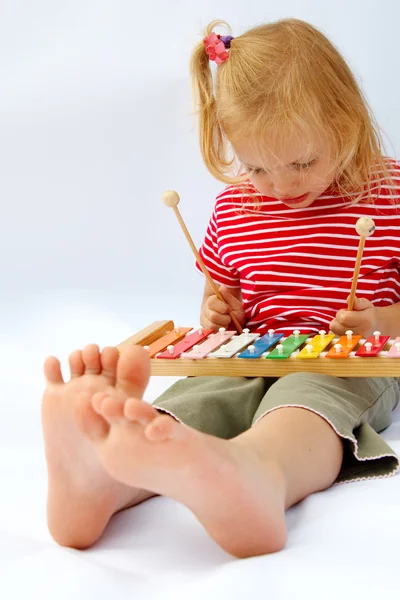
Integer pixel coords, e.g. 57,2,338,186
234,135,335,208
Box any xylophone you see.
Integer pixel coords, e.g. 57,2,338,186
117,320,400,378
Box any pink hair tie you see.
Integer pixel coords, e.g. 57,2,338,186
203,33,234,65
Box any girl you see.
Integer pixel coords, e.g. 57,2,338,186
42,18,400,558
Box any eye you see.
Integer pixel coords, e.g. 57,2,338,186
248,167,265,175
292,159,317,171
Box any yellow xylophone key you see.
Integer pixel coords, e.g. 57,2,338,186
297,331,335,359
145,327,192,358
325,332,362,358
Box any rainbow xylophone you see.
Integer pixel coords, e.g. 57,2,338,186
117,321,400,378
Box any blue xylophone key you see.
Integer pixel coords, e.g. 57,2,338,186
238,332,284,358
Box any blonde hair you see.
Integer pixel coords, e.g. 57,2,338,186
190,18,393,201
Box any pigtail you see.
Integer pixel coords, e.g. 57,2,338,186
190,22,236,183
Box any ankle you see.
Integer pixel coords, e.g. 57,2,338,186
230,437,288,505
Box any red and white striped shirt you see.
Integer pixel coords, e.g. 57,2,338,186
196,161,400,335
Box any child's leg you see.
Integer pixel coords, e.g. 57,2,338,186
43,343,330,556
85,396,343,557
52,346,346,558
232,406,344,509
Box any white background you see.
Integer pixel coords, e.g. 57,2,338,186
1,0,399,369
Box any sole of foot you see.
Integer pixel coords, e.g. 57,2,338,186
42,344,155,549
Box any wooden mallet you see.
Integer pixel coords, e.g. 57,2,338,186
162,190,243,333
347,217,376,310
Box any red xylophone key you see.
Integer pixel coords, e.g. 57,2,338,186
355,332,390,357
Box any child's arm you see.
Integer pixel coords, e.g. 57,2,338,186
200,280,246,330
331,297,400,338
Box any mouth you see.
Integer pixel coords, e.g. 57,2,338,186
278,193,309,205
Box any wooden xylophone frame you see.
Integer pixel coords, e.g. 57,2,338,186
117,320,400,378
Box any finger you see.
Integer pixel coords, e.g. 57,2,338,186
330,318,365,337
201,312,220,330
201,318,214,330
335,309,366,328
346,295,374,311
219,285,243,311
353,297,374,311
329,319,347,336
204,309,232,328
207,295,231,315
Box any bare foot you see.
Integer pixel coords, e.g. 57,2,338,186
42,344,155,549
83,367,288,558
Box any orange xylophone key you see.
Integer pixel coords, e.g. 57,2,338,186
325,333,362,358
145,327,192,358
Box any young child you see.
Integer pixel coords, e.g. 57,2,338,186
42,18,400,558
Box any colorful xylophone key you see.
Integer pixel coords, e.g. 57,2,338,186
145,327,192,357
156,327,214,359
210,328,259,358
355,332,390,357
266,330,309,359
325,330,362,358
182,327,236,359
297,330,335,359
238,329,284,358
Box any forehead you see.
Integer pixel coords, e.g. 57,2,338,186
233,132,321,167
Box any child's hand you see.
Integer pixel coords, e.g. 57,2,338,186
330,297,378,338
201,285,247,330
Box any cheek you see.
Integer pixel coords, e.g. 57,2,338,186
307,167,334,191
248,173,270,191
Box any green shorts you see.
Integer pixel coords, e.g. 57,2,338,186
153,373,400,483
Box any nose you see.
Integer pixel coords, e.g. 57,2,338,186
271,173,299,197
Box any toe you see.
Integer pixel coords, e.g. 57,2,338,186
91,391,109,414
124,398,159,425
44,356,64,384
100,347,119,383
144,414,180,442
68,350,85,378
82,344,102,375
116,345,150,399
74,392,110,440
95,391,129,424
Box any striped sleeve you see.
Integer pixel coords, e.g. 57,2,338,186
195,203,241,288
